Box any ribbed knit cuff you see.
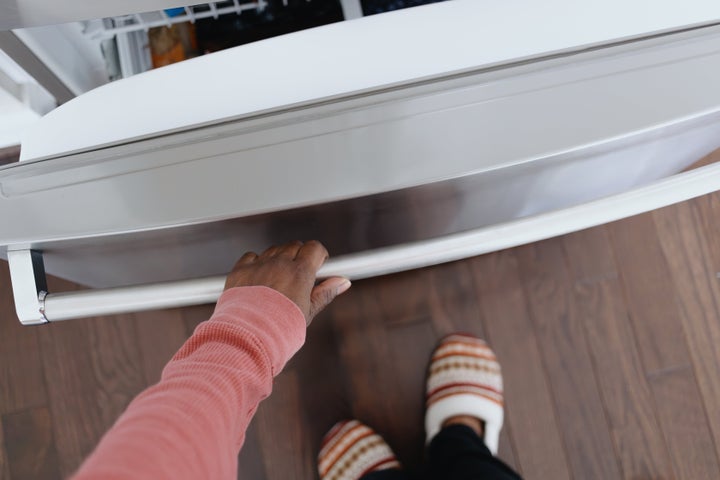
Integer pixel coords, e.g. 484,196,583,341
213,286,306,375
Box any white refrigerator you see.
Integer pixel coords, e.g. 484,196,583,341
2,0,720,324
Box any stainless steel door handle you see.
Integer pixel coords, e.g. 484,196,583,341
9,160,720,325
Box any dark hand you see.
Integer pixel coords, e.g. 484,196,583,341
224,240,351,326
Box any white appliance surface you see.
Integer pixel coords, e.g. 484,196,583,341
18,0,720,162
3,24,720,252
3,0,720,322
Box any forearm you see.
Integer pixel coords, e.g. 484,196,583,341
71,286,306,480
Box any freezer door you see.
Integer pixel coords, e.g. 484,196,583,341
3,2,720,323
8,156,720,324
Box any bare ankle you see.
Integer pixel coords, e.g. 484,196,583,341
442,415,485,436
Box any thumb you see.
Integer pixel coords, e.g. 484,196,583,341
308,277,352,324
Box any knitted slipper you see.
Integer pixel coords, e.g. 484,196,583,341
425,333,504,454
318,420,402,480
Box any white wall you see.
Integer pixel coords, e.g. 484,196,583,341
0,88,40,148
0,48,56,148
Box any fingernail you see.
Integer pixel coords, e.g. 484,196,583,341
337,279,352,295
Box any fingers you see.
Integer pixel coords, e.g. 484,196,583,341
228,240,344,323
225,251,258,291
235,251,258,266
308,277,352,324
260,241,305,260
261,239,329,277
295,240,330,272
278,240,304,259
260,245,281,258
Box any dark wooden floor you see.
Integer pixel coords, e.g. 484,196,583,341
0,146,19,166
4,189,720,479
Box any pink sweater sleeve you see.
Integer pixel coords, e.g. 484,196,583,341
71,286,306,480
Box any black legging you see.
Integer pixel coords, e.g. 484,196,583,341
362,425,522,480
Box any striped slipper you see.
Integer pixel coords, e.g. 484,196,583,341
318,420,402,480
425,333,504,454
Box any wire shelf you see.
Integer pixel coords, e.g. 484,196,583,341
86,1,270,40
81,0,324,80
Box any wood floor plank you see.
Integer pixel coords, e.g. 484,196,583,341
2,407,60,480
332,281,401,440
40,274,147,477
385,320,437,470
134,308,189,384
427,261,484,337
692,192,720,273
649,367,720,480
608,211,720,478
515,240,622,480
654,201,720,459
470,251,571,480
0,418,11,480
495,428,520,477
563,228,673,479
606,214,691,373
374,268,435,326
561,227,617,282
684,146,720,170
291,303,351,467
576,278,674,479
237,415,267,480
256,370,315,479
0,261,48,414
333,278,437,472
0,145,20,166
182,304,215,337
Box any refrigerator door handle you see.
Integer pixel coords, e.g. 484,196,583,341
9,160,720,325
